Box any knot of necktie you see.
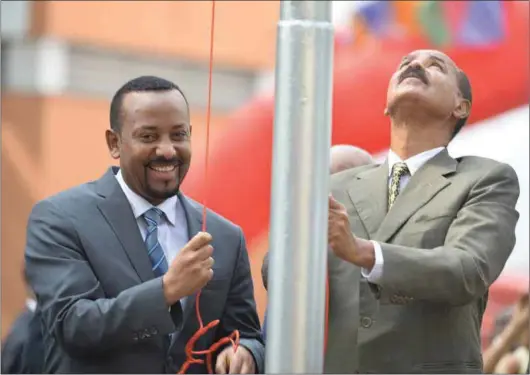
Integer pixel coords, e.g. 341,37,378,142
144,207,164,227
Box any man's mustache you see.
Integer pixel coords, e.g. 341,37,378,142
398,65,429,85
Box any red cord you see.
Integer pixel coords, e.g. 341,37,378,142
177,1,240,373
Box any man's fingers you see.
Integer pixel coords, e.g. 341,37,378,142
215,350,229,374
240,361,254,375
194,245,214,261
202,256,214,269
184,232,212,251
328,195,343,210
228,350,244,374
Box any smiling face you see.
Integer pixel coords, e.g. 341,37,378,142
385,49,469,126
106,89,191,205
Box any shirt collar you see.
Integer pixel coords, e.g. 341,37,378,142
387,147,445,177
115,169,177,226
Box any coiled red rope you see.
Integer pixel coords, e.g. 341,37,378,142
177,1,241,373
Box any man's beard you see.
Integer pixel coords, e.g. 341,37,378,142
144,163,188,201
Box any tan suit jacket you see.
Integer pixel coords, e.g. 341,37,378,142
326,149,520,374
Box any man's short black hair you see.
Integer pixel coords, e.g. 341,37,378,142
109,75,189,132
452,69,472,138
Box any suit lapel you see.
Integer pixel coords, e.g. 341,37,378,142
177,194,204,325
375,149,457,243
347,163,389,239
96,167,154,282
179,193,204,242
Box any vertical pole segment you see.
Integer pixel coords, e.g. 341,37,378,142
266,1,334,373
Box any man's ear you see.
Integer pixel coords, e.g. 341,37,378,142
384,108,390,116
105,129,121,159
453,98,471,121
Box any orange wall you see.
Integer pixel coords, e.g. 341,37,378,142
1,93,232,336
31,1,279,69
2,95,44,335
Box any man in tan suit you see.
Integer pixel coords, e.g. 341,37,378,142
327,49,520,373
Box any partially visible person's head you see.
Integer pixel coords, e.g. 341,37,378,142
385,49,472,139
106,76,191,205
330,145,374,174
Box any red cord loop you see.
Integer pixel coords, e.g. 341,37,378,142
177,291,240,374
177,1,240,373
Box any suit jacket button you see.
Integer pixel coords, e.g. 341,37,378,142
360,316,373,328
132,333,139,342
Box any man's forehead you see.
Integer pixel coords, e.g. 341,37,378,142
124,89,186,105
401,50,457,67
121,90,189,117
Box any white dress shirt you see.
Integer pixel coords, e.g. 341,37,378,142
362,147,446,282
115,170,189,307
26,298,37,312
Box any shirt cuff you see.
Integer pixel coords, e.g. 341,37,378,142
361,240,384,283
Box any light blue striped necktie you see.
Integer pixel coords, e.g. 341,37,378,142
143,208,169,277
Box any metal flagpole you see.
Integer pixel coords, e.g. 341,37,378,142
266,1,334,373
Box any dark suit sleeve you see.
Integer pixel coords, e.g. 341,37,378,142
261,252,269,291
1,313,29,374
217,228,265,373
25,199,181,357
377,163,519,305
